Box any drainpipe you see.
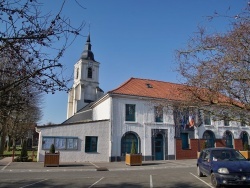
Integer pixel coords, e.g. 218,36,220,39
109,97,113,162
35,127,41,162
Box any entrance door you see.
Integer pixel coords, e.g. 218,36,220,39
242,132,248,146
154,134,164,160
225,132,233,148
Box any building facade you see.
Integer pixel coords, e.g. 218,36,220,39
36,36,250,162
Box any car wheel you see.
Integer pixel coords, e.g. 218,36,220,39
197,166,203,177
211,173,220,188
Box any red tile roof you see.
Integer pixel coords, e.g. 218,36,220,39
108,77,190,101
108,77,243,108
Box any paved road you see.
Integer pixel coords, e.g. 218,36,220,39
0,158,218,188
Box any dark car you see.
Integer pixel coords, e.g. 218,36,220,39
197,147,250,187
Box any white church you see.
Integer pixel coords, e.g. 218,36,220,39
36,35,250,162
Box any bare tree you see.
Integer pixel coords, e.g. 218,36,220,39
0,82,42,154
0,0,85,154
0,0,84,95
175,3,250,124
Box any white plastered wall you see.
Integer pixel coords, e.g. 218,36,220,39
37,120,110,162
110,97,175,158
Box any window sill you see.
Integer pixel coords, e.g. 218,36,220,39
155,122,164,124
240,126,249,129
204,125,214,128
85,151,98,153
144,122,167,125
125,121,138,124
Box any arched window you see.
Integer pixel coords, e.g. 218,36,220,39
224,131,233,148
241,131,249,149
87,67,92,78
121,132,139,156
203,130,215,148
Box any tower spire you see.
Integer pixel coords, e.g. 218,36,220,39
80,33,95,61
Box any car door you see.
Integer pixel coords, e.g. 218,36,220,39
202,150,211,176
199,150,207,173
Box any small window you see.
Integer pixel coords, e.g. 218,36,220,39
241,117,246,127
204,150,211,160
76,68,79,79
224,119,230,126
241,120,246,126
85,136,98,152
154,106,163,122
125,104,136,121
223,113,230,126
146,83,153,88
200,151,205,159
204,111,211,125
87,67,92,78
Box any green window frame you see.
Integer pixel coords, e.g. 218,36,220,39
223,113,230,126
225,132,233,148
85,136,98,152
204,111,211,125
125,104,136,121
121,133,138,155
154,106,163,122
224,119,230,126
42,136,78,150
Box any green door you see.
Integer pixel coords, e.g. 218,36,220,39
155,134,164,160
226,132,233,148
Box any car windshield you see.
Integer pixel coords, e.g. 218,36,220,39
211,150,247,161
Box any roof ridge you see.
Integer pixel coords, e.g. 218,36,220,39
108,77,134,93
132,77,186,86
107,77,196,102
110,77,186,92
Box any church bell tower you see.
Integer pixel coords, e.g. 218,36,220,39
67,34,104,119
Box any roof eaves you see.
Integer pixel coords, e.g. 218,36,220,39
37,119,110,128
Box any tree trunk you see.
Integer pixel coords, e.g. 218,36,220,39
6,135,11,152
0,117,7,155
0,133,6,155
12,138,16,150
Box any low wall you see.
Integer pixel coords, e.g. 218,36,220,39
176,138,244,160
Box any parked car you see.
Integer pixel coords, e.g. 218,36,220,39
197,147,250,187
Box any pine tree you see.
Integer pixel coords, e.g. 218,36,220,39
20,140,28,162
131,140,136,154
50,144,55,154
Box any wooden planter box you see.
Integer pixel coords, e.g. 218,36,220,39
125,154,142,166
239,151,250,160
44,152,60,167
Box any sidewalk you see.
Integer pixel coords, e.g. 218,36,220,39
0,157,197,172
0,157,12,163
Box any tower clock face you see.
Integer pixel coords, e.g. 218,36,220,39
88,62,93,67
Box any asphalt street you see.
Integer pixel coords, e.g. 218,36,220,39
0,157,236,188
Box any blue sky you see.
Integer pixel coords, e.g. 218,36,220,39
40,0,248,125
